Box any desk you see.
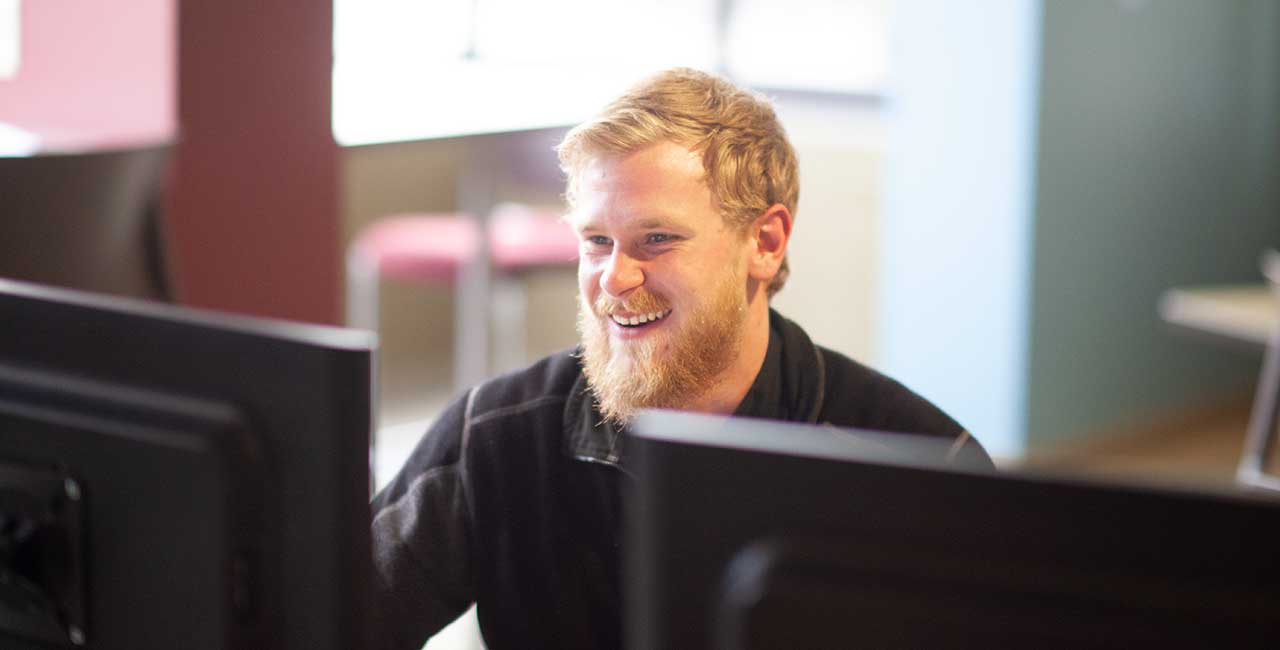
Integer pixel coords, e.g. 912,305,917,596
1159,284,1275,347
1159,283,1280,490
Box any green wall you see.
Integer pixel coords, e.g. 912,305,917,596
1026,0,1280,448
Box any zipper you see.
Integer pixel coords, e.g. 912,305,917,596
573,454,637,480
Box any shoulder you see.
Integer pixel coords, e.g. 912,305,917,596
466,347,582,425
372,349,582,506
771,309,993,468
815,344,965,439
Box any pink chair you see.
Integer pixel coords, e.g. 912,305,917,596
345,203,579,389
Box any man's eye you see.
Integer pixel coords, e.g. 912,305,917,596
584,235,612,248
646,233,675,245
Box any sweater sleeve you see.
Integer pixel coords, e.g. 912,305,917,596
368,392,477,650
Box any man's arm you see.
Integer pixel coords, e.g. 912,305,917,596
369,393,477,650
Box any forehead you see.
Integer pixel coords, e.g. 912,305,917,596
569,142,717,229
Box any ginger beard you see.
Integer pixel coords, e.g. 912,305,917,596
577,265,748,426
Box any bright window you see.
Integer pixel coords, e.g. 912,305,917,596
333,0,888,145
725,0,888,93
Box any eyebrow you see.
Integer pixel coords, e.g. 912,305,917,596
631,217,679,230
571,215,684,233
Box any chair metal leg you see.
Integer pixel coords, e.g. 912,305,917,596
345,247,380,332
345,246,381,494
491,274,529,376
454,251,490,391
1238,255,1280,491
1238,331,1280,489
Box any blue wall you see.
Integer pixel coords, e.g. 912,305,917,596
880,0,1042,457
881,0,1280,457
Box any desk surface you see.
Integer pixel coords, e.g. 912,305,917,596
1158,284,1276,347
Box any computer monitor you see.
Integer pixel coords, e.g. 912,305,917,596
627,411,1280,649
0,145,174,301
0,279,374,649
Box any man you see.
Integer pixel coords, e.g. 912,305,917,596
371,68,990,649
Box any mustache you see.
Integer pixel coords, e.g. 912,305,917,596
592,288,670,317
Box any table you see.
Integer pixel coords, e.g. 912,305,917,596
1159,282,1280,490
1159,285,1275,347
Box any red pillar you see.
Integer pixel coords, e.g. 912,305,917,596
168,0,339,324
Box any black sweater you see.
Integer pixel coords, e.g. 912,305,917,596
370,310,991,649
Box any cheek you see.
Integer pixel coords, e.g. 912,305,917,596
577,264,599,300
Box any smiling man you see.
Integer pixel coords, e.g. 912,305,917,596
370,68,991,650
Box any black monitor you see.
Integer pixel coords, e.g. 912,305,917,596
0,145,174,301
627,411,1280,649
0,279,374,649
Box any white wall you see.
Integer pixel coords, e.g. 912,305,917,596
772,101,884,365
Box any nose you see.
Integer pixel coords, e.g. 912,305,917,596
600,249,644,299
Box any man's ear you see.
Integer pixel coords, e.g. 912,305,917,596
746,204,792,284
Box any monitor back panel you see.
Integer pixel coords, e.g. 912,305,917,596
627,411,1280,649
0,280,374,650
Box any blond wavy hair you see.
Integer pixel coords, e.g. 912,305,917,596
557,67,800,297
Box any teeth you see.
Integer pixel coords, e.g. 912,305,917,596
611,309,671,327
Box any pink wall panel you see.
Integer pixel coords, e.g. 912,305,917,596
0,0,175,149
1,0,339,325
